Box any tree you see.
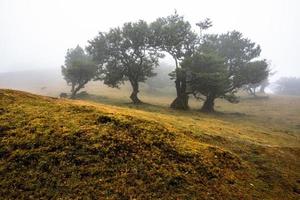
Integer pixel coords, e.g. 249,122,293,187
183,53,235,112
275,77,300,96
245,69,276,96
182,31,269,112
61,45,97,99
242,60,270,96
150,12,200,109
196,18,212,39
259,79,269,93
245,79,269,96
201,31,261,75
87,20,162,104
245,83,260,96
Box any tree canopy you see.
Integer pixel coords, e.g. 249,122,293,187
183,53,232,112
150,12,199,109
201,31,261,74
242,61,270,96
61,45,97,99
183,31,269,112
87,20,162,103
61,14,272,113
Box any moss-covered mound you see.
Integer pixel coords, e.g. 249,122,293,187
0,89,256,199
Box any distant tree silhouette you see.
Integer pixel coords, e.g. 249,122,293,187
275,77,300,96
245,79,269,96
259,79,270,94
61,45,97,99
243,61,270,96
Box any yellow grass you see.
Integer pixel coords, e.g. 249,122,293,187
1,88,299,199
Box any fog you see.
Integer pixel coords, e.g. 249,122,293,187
0,0,299,81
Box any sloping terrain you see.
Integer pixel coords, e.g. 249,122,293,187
0,89,299,199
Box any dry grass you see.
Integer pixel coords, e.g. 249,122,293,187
0,89,299,199
72,91,300,199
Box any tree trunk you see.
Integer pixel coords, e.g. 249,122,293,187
129,80,142,104
260,86,266,94
170,68,189,110
70,82,86,99
71,87,81,99
170,80,189,110
70,83,76,99
201,94,215,113
247,87,256,97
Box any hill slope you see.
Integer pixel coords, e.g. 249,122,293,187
0,89,299,199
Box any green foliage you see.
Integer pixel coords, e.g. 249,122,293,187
238,60,269,86
59,92,68,98
150,12,199,109
78,16,270,111
201,31,264,90
183,52,269,111
88,20,162,103
182,53,236,112
202,31,261,72
61,45,97,98
184,31,269,111
150,12,198,64
184,53,232,99
242,61,270,96
196,18,213,32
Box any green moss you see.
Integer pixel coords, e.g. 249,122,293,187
0,89,297,199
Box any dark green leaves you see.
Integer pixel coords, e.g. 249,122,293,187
61,45,97,98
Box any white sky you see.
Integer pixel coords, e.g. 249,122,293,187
0,0,299,80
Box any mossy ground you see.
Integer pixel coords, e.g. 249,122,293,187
0,89,299,199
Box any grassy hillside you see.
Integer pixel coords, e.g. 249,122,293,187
0,89,299,199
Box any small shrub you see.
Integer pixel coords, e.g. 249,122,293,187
59,93,68,98
76,91,89,98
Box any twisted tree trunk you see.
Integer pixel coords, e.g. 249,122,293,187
170,58,189,110
170,78,189,110
70,81,88,99
129,80,142,104
201,94,216,113
70,83,76,99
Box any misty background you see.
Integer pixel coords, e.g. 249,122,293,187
0,0,299,96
